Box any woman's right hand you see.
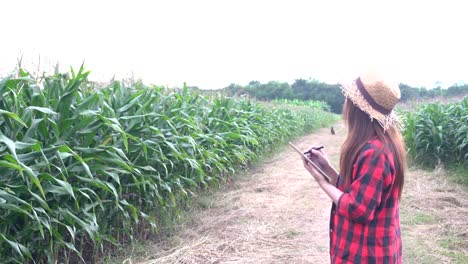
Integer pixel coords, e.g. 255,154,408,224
304,146,339,184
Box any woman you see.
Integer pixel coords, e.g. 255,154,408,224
303,72,406,263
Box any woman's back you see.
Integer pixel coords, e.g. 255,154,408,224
330,137,402,263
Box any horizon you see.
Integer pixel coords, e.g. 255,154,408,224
1,0,467,90
1,60,464,90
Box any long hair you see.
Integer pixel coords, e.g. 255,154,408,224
339,99,406,199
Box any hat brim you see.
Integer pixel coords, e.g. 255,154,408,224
340,80,402,130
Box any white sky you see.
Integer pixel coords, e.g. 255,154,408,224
1,0,467,89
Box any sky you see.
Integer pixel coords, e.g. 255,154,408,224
1,0,467,89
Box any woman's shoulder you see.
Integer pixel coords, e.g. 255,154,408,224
358,137,394,163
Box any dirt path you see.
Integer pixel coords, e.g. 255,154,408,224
133,123,468,264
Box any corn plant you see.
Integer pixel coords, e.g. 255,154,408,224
0,66,338,263
402,97,468,168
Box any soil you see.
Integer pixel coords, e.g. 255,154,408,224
132,123,467,264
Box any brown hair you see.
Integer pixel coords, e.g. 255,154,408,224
339,99,406,199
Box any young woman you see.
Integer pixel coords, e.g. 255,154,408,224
303,72,406,263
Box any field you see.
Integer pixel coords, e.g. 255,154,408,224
0,67,338,263
0,65,467,263
401,97,467,174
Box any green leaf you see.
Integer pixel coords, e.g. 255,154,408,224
0,134,46,198
25,106,58,115
0,160,23,171
0,234,33,260
57,145,93,178
0,109,28,127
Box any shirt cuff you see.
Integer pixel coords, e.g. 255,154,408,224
337,192,360,221
336,192,348,216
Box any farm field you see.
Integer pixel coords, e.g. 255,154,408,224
0,66,466,263
402,97,467,170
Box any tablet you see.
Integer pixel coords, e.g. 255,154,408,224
288,142,331,182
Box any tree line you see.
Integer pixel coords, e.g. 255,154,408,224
208,80,468,114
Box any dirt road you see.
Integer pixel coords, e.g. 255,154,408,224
134,123,467,264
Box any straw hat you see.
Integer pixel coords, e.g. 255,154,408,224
341,71,401,130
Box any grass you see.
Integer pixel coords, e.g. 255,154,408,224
446,166,468,185
401,167,468,264
286,230,302,239
401,211,435,225
439,237,468,264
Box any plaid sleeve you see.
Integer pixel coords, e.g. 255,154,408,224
336,146,391,224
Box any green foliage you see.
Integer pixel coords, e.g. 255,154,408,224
0,66,337,263
402,97,468,168
219,80,468,115
220,79,345,114
399,83,468,101
246,81,294,100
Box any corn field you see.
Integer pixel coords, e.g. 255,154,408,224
272,99,331,112
0,66,338,263
402,97,468,168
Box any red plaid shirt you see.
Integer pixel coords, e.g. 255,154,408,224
330,138,402,263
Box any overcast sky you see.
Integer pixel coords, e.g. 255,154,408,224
1,0,467,89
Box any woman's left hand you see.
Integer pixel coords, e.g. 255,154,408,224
302,158,329,185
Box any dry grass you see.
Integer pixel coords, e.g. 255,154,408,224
138,162,331,263
401,167,468,264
